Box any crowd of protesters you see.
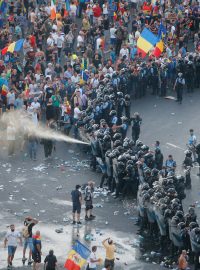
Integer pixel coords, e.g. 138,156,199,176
0,0,200,120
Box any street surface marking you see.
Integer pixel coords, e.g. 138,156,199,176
166,143,185,151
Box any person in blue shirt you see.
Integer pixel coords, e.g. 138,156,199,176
113,116,128,139
109,110,118,127
165,155,176,176
155,140,161,151
130,45,137,61
187,129,197,162
109,47,116,63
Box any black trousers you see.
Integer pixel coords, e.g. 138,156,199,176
44,141,53,158
132,127,140,142
176,87,183,103
104,259,114,270
115,39,122,56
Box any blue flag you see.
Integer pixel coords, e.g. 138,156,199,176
158,23,167,39
14,39,24,52
73,240,91,260
65,0,70,11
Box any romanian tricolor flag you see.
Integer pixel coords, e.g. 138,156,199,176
153,39,164,58
64,241,91,270
1,39,24,55
113,12,117,21
137,28,158,58
142,2,152,14
1,84,8,96
50,0,56,20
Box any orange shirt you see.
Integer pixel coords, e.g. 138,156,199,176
178,255,188,270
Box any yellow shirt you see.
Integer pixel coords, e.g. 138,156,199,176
102,241,115,260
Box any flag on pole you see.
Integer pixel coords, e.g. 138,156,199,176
50,0,56,20
64,241,91,270
152,39,164,58
137,28,158,58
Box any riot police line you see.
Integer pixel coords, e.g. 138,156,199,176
72,67,200,268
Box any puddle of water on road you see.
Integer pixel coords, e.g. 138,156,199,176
49,198,72,206
13,176,27,183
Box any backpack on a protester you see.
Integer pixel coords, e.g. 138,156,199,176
22,224,30,238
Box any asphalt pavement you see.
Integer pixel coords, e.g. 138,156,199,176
1,88,200,270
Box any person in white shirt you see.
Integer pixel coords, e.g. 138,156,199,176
77,32,84,48
91,74,99,89
47,34,54,47
119,44,129,59
31,97,40,110
71,72,80,84
88,246,100,270
7,90,15,108
52,30,58,45
171,25,175,37
96,36,103,50
56,32,64,60
31,97,41,120
7,123,16,157
45,2,51,15
74,103,81,120
102,1,109,15
69,2,77,20
73,103,81,139
110,25,116,45
4,224,22,268
135,30,140,39
45,63,53,77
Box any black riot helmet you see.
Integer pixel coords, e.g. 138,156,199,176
178,222,186,230
175,210,184,219
113,133,122,141
118,154,127,162
109,110,117,117
141,183,150,191
151,168,159,177
194,227,200,235
103,135,111,142
171,215,180,225
185,149,192,157
117,161,126,170
164,209,172,219
113,140,122,148
125,94,130,100
189,222,198,230
126,164,134,172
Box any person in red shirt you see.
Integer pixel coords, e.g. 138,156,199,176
93,3,102,23
29,35,36,48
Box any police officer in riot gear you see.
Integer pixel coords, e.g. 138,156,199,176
174,73,185,104
131,112,142,142
183,150,193,189
124,94,131,121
